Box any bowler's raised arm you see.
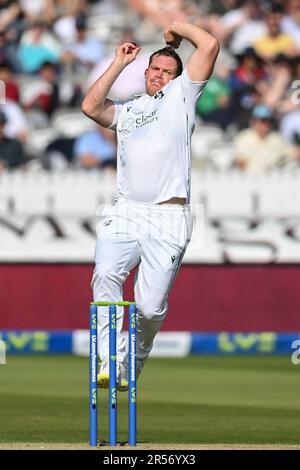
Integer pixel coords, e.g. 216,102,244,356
82,42,141,127
164,22,220,82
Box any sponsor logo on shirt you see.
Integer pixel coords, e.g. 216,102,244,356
121,110,158,133
121,118,135,133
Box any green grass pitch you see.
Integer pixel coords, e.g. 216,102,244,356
0,355,300,446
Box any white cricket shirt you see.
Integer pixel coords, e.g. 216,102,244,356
110,68,206,204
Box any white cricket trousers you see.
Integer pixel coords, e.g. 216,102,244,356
91,200,193,364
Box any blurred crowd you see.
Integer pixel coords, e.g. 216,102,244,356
1,0,300,174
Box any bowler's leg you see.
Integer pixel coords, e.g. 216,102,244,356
91,237,140,363
134,207,192,375
134,238,187,371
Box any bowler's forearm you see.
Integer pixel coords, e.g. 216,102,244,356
82,60,125,118
170,21,218,50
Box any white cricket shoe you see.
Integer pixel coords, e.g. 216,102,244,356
97,360,129,392
97,359,109,389
118,358,145,389
117,361,129,392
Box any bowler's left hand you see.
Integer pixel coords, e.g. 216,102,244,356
164,26,182,49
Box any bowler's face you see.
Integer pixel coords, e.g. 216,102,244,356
145,55,178,96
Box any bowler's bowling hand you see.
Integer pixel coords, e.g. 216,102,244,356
164,26,182,49
115,42,141,66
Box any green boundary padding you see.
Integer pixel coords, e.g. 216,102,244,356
91,301,135,306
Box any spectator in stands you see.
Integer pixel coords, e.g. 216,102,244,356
0,29,10,64
279,57,300,143
19,0,56,25
280,108,300,145
217,0,267,54
17,20,61,73
234,104,293,171
196,55,233,130
53,0,89,44
0,29,22,72
229,47,267,129
279,55,300,114
0,61,19,102
23,61,59,117
86,29,148,100
292,131,300,162
74,125,117,170
43,135,76,170
61,15,105,73
53,15,77,44
0,0,25,72
0,100,29,142
262,53,293,108
204,0,244,16
0,1,22,34
195,0,242,37
0,110,27,171
127,0,192,30
231,47,267,88
253,3,298,61
282,0,300,48
60,14,105,106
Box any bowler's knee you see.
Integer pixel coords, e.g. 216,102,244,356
137,299,167,321
91,265,124,291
